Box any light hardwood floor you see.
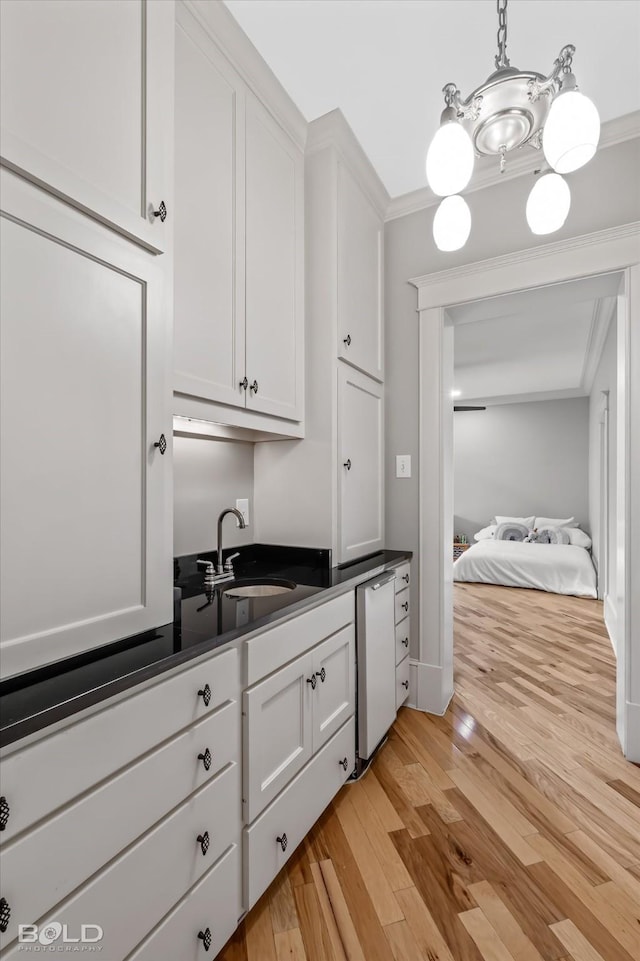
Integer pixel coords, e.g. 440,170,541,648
219,583,640,961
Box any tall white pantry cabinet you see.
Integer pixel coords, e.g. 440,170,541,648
0,0,175,677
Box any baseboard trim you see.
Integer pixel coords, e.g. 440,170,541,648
604,594,617,655
623,700,640,763
406,660,454,716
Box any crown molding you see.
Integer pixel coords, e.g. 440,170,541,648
306,109,390,218
386,110,640,223
457,387,588,407
181,0,307,150
581,295,617,394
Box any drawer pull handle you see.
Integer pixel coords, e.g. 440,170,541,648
402,637,409,647
198,748,212,772
198,684,212,707
306,675,317,690
343,459,351,471
152,200,167,222
239,376,248,391
249,379,259,394
0,898,10,934
402,680,409,690
339,757,349,771
197,832,210,856
154,433,167,455
401,601,409,612
276,834,288,852
316,667,326,683
198,928,212,952
343,334,352,347
403,573,410,583
0,796,9,831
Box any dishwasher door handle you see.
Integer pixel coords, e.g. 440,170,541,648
371,574,396,591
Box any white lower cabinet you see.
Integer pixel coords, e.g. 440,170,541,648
244,716,355,910
396,654,411,709
313,625,355,752
394,561,412,708
127,843,241,961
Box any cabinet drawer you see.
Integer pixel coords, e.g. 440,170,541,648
127,844,241,961
396,656,410,709
244,716,355,910
0,701,239,946
395,619,410,666
1,763,240,959
245,592,354,686
394,563,411,592
395,588,410,624
0,647,238,840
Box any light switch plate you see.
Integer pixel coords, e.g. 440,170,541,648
236,498,250,526
396,455,411,478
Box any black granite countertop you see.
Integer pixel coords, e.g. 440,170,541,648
0,545,411,747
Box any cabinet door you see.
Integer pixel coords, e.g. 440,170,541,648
243,652,313,822
0,171,172,679
312,625,356,753
173,9,245,408
245,92,304,421
338,365,384,563
0,0,173,253
337,162,383,381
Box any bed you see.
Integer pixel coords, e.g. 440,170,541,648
453,517,598,598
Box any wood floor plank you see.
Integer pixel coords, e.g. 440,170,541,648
274,928,308,961
318,859,366,961
459,907,518,961
309,862,348,961
394,885,457,961
292,881,333,961
468,880,547,961
549,920,608,961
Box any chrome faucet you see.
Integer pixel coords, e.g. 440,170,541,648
217,508,246,575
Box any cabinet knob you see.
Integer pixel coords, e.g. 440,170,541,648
343,334,351,347
402,637,409,647
276,833,288,852
198,748,212,772
343,459,352,471
198,928,212,952
315,667,326,683
197,831,210,856
239,376,248,391
339,757,349,771
154,433,167,455
152,200,167,222
0,898,10,934
249,380,259,394
197,684,212,707
402,601,409,612
306,675,317,690
402,680,409,690
403,574,410,584
0,796,9,831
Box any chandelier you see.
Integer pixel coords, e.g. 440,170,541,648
426,0,600,251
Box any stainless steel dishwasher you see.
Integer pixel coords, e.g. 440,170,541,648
353,571,397,778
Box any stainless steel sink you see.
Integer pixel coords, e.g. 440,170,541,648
224,578,296,598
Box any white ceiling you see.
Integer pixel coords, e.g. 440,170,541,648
224,0,640,197
451,273,621,404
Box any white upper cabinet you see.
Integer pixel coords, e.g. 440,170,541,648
337,163,384,382
0,172,173,679
338,365,384,562
173,3,304,426
0,0,174,253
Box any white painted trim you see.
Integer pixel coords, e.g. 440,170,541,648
582,297,617,394
386,111,640,222
604,593,617,655
624,701,640,764
458,387,588,407
173,392,304,439
410,662,454,716
306,109,390,218
181,0,307,150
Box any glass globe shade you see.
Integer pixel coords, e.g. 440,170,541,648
526,173,571,235
426,122,475,197
433,195,471,251
543,90,600,173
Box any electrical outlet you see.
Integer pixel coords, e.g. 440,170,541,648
396,455,411,478
236,498,249,526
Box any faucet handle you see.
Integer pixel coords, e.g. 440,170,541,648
197,559,215,579
224,552,240,573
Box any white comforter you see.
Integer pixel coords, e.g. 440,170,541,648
453,539,597,598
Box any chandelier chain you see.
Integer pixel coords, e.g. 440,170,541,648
495,0,511,70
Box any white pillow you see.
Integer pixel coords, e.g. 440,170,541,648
565,527,592,549
474,524,497,541
495,515,535,528
535,516,578,529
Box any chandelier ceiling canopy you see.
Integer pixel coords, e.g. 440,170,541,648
426,0,601,251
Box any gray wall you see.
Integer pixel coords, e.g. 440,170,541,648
588,315,617,604
385,137,640,630
453,397,590,544
173,435,255,557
